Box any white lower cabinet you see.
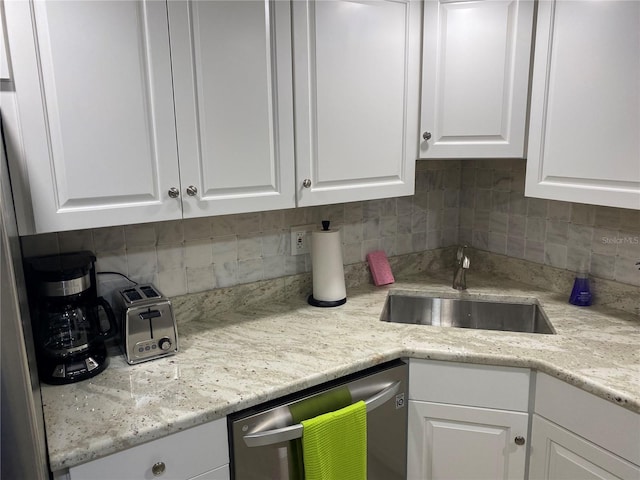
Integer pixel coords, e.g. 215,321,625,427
66,418,229,480
529,415,639,480
529,373,640,480
407,359,530,480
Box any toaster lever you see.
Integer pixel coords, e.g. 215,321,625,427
139,310,162,320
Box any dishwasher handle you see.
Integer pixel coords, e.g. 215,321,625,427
242,381,401,447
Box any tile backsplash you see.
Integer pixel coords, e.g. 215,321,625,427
20,161,462,296
19,158,640,296
459,159,640,287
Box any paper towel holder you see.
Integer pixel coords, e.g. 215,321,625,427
308,221,347,308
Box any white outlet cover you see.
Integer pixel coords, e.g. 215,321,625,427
290,224,315,256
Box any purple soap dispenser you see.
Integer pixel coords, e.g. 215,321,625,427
569,271,592,307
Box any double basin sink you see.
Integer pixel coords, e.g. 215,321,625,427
381,291,555,335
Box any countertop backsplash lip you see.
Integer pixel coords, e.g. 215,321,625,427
172,247,640,322
41,249,640,472
468,248,640,317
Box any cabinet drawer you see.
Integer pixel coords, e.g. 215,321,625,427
69,418,228,480
409,359,530,411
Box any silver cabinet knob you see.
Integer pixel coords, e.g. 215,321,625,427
514,436,526,446
152,462,166,476
423,131,432,141
168,187,179,198
186,185,198,196
302,179,312,188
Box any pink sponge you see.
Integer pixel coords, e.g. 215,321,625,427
366,250,395,286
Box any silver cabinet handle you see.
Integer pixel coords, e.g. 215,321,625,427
515,436,526,446
168,187,179,198
152,461,166,476
186,185,198,196
423,131,432,141
302,179,312,188
243,381,401,448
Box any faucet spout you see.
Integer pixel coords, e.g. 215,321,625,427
453,245,470,290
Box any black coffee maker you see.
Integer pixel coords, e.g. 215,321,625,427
24,251,116,384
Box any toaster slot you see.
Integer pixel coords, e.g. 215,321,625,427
123,288,142,302
140,285,160,299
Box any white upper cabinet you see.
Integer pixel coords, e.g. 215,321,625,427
5,0,421,234
167,0,296,218
293,0,421,206
4,0,183,234
419,0,534,159
526,0,640,210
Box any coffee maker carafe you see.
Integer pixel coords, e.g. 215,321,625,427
25,251,116,384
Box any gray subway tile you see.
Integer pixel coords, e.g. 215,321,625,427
237,258,264,284
488,233,507,255
544,243,567,269
183,217,212,241
186,265,215,293
58,230,94,253
594,206,622,229
525,217,546,242
124,224,157,248
547,201,572,222
546,220,569,244
614,256,640,286
590,253,616,280
567,224,593,250
525,239,545,263
527,198,548,218
570,203,596,226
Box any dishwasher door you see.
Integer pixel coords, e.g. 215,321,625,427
229,359,408,480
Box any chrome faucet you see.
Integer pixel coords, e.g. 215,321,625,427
453,245,470,290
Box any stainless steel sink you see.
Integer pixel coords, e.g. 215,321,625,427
380,292,555,334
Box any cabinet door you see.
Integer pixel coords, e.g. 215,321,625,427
525,0,640,210
407,400,528,480
168,0,296,217
293,0,421,207
419,0,534,159
529,415,640,480
4,0,182,234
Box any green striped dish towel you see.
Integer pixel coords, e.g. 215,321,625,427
300,400,367,480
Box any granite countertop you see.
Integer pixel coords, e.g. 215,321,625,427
41,270,640,472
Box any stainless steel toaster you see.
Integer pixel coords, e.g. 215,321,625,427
115,284,178,364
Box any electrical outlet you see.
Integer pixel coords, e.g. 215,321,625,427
290,225,314,255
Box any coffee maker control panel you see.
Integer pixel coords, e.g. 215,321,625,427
116,284,178,365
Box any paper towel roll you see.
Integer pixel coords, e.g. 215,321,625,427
309,227,346,306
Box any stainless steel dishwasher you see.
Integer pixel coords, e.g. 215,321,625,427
229,359,408,480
